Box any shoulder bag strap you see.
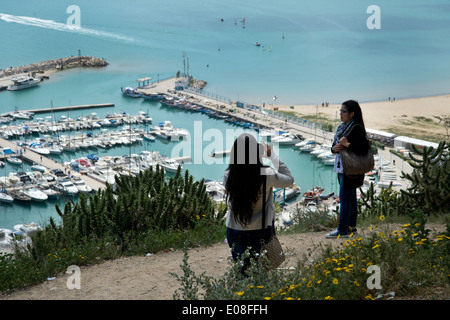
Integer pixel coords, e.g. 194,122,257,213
261,176,266,231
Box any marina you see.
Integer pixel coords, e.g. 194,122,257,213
0,66,416,237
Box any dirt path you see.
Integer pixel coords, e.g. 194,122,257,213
1,231,340,300
2,223,446,300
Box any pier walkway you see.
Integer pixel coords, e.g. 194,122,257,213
0,137,106,191
138,77,335,144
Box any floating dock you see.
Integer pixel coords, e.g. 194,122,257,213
24,103,115,114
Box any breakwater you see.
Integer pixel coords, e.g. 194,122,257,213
0,56,108,78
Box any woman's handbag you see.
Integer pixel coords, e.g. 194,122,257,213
260,177,285,269
339,125,375,176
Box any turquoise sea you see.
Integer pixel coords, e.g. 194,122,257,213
1,0,449,229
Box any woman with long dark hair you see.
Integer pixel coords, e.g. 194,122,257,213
224,133,294,272
327,100,370,238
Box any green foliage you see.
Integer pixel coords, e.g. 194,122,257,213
0,166,227,294
173,219,450,300
359,183,404,219
400,141,450,215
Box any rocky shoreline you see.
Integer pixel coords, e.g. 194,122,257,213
0,56,108,78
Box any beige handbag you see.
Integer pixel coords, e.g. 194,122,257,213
260,177,285,269
339,125,374,175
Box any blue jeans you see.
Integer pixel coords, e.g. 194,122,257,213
227,226,274,275
337,173,358,234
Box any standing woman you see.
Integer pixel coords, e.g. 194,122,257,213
327,100,370,238
224,133,294,273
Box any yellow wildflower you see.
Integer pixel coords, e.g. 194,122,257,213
307,281,312,288
365,294,374,300
379,215,385,221
397,238,403,242
264,297,271,300
235,291,244,296
332,278,339,285
354,281,360,287
324,296,334,300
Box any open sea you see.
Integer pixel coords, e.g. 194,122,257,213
1,0,449,230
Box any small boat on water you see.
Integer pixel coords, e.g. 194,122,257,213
0,228,30,249
7,190,32,203
302,186,324,202
0,192,14,203
23,187,48,202
71,177,92,194
47,144,63,154
204,180,226,203
6,157,22,165
271,133,302,145
140,92,165,101
28,143,50,155
143,133,156,141
39,184,61,199
121,87,141,98
14,222,41,237
7,76,40,91
274,184,301,203
54,178,79,196
158,158,181,173
31,163,47,173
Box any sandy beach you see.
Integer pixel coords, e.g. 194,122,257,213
273,95,450,143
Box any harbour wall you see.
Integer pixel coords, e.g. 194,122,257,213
0,56,108,78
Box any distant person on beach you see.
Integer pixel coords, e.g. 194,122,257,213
327,100,370,239
224,133,294,274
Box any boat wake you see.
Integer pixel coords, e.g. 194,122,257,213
0,12,139,44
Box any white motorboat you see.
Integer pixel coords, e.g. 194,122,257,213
259,128,286,140
61,143,77,153
23,187,48,202
299,144,316,152
6,157,22,165
7,76,40,91
71,177,92,194
295,138,316,148
323,156,335,166
0,192,14,203
121,87,141,98
48,144,63,154
87,168,116,185
28,143,50,155
143,133,155,141
310,144,331,156
151,121,189,141
14,222,41,237
158,158,181,173
204,180,226,203
31,164,47,173
0,160,5,167
271,133,302,145
274,185,301,203
0,228,30,250
39,184,61,199
54,178,79,195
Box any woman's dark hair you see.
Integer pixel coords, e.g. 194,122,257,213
225,133,265,226
342,100,366,132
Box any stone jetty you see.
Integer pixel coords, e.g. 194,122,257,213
0,56,108,78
